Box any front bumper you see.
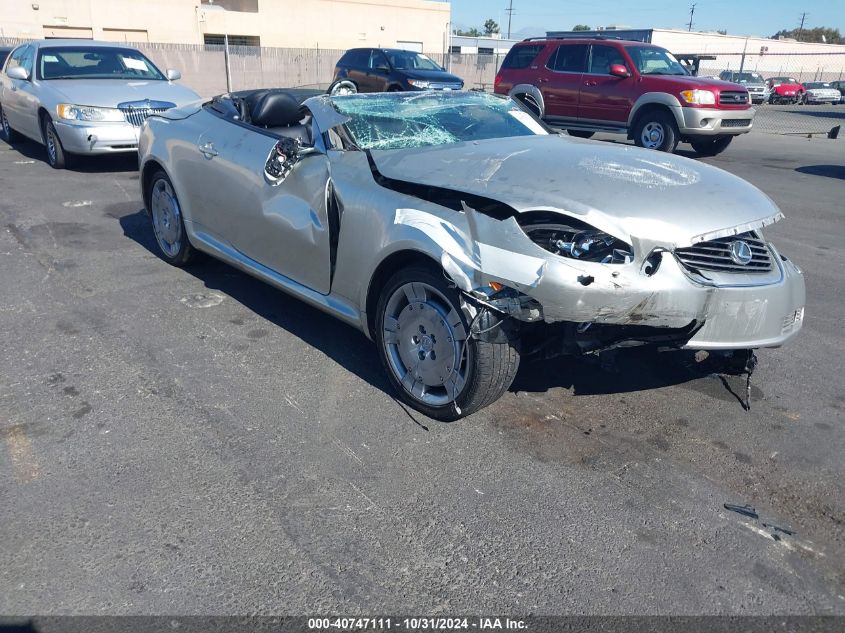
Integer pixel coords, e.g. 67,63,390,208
53,120,140,154
514,244,804,351
678,106,755,136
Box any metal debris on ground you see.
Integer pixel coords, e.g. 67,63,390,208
724,503,759,519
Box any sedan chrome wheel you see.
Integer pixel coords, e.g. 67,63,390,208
382,281,470,407
150,178,183,258
1,108,10,138
640,121,665,149
45,125,59,164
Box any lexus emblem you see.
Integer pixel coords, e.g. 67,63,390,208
729,240,753,265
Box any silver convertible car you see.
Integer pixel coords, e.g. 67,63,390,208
0,40,199,168
138,89,805,420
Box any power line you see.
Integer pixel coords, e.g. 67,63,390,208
687,3,696,32
797,12,808,40
506,0,515,39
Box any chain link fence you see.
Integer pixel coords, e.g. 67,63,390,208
2,38,843,136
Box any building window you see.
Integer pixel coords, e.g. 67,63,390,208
450,45,462,54
478,47,495,55
203,34,260,47
201,0,258,11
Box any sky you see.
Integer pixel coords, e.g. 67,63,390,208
448,0,845,40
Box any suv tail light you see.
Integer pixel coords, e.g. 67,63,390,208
494,71,502,92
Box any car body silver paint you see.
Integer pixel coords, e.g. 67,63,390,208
139,91,804,350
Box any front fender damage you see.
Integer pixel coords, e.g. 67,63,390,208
394,204,709,330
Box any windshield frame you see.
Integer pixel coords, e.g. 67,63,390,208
36,46,166,81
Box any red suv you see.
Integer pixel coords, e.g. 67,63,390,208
495,37,755,155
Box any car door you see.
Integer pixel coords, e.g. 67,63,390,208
578,44,636,125
188,108,334,295
540,43,588,120
345,49,371,93
367,50,391,92
2,45,37,138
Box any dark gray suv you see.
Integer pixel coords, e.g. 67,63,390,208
329,48,464,95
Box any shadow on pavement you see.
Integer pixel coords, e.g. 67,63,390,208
4,138,139,173
796,164,845,180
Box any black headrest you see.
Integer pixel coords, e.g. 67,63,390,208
249,90,302,128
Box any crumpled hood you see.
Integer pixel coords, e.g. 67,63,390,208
371,134,783,248
44,79,199,107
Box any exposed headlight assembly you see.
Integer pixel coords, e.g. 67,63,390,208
57,104,125,122
407,79,431,89
519,220,633,264
679,89,717,105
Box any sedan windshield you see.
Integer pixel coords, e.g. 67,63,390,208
37,46,165,80
805,82,831,89
331,92,547,150
726,72,765,83
625,46,688,76
383,50,442,71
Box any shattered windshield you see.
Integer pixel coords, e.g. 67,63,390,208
330,91,547,150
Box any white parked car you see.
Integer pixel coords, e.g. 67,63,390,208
802,82,841,105
0,39,199,168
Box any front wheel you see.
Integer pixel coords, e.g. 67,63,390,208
690,135,733,156
41,115,73,169
0,104,22,143
147,170,195,266
375,267,519,421
633,110,679,152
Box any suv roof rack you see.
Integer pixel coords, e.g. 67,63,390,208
522,35,624,42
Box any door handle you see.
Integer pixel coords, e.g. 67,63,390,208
537,77,548,83
584,80,597,86
198,141,218,158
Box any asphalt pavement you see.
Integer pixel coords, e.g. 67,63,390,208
0,132,843,615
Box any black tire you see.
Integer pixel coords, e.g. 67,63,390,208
41,114,73,169
567,130,595,139
375,266,520,421
633,108,679,152
690,135,734,156
329,79,357,96
387,85,403,92
146,170,195,266
0,104,22,143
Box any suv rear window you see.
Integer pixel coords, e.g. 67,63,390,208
501,45,544,69
339,49,369,67
548,44,588,73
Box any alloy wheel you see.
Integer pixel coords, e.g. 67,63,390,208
641,122,665,149
381,281,470,407
150,178,183,258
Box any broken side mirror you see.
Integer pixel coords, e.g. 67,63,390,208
263,137,319,186
609,64,631,78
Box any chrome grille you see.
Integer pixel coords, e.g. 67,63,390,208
117,100,176,127
675,232,773,274
429,82,463,90
721,119,752,128
719,91,749,105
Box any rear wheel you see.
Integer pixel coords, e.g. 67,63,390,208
329,80,357,96
0,104,22,143
517,93,542,117
41,115,73,169
375,266,520,421
690,135,734,156
633,109,679,152
567,130,595,139
147,170,195,266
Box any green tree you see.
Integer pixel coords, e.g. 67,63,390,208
456,27,481,37
772,26,843,44
483,19,500,35
572,24,592,31
716,29,727,35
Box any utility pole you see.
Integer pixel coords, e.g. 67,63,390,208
506,0,515,39
797,12,808,40
687,3,696,32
